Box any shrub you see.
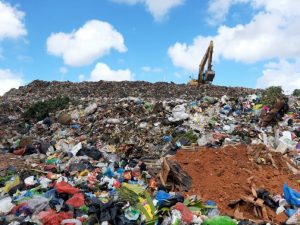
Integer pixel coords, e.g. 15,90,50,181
293,89,300,97
261,86,285,108
23,96,70,121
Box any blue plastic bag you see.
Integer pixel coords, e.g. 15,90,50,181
283,183,300,207
104,167,114,178
286,208,297,217
155,190,172,205
163,135,172,142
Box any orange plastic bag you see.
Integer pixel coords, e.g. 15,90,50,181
55,181,79,195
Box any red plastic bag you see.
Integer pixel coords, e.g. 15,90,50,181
38,209,72,225
113,180,121,188
55,181,79,195
174,202,193,223
66,193,85,208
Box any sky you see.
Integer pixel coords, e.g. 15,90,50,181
0,0,300,95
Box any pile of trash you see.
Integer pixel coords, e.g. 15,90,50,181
0,150,239,225
0,81,300,224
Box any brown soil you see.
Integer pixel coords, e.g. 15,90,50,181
172,145,300,224
0,153,32,171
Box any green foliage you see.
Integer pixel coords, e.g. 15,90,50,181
261,86,284,108
175,130,198,144
116,186,139,206
293,89,300,97
23,96,70,121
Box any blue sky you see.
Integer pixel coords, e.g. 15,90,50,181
0,0,299,95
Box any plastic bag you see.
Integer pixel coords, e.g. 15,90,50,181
124,207,140,221
40,177,52,188
283,183,300,207
66,193,85,208
286,208,300,224
256,188,278,210
202,216,236,225
55,181,79,194
61,219,82,225
38,209,72,225
24,176,36,186
76,148,102,160
171,105,189,121
27,196,49,213
1,176,21,193
0,196,15,214
155,190,172,205
173,202,193,223
286,208,297,217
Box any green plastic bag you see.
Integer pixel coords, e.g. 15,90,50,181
202,216,236,225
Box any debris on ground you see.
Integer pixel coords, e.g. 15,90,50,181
0,81,300,224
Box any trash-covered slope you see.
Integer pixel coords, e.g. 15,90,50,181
0,81,300,225
0,80,258,117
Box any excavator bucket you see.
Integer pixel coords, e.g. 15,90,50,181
205,70,215,82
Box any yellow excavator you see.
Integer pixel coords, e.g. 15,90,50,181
188,40,215,86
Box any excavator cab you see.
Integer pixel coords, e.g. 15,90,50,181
188,40,215,86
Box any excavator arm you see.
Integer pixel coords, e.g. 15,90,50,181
197,41,214,84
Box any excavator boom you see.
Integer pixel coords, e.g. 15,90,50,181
197,40,214,85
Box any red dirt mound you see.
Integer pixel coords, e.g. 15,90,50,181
172,145,300,224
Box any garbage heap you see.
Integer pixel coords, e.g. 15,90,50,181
0,81,300,225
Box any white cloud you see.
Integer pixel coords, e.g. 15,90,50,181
169,0,300,70
0,1,27,40
110,0,185,21
82,62,134,82
141,66,162,73
207,0,250,25
78,74,85,82
59,67,68,74
256,60,300,95
169,0,300,91
0,69,23,95
47,20,127,67
168,36,212,72
252,0,300,17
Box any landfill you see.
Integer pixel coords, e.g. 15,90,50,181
0,80,300,225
